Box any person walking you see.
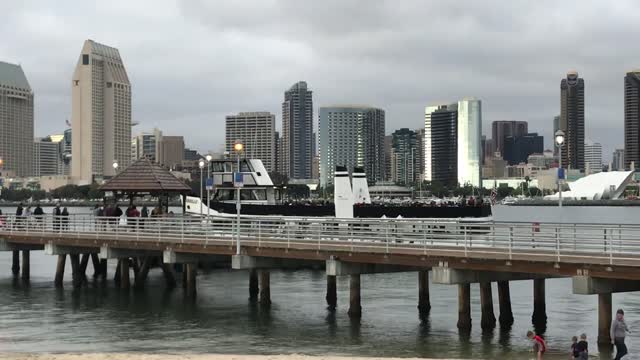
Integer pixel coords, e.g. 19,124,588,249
33,203,44,229
612,309,630,360
527,330,546,360
61,207,70,231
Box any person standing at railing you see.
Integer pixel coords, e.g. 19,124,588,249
33,203,44,229
61,207,70,231
53,203,61,232
15,203,24,230
611,309,630,360
140,206,148,230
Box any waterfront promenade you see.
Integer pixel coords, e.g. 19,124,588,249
1,213,640,348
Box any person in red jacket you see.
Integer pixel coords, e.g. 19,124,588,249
527,330,546,359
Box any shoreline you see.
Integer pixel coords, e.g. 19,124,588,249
0,354,467,360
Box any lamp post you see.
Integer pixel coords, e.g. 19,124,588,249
112,160,119,175
234,141,244,254
555,130,565,208
205,154,213,219
198,159,205,216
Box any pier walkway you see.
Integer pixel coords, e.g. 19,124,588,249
1,213,640,345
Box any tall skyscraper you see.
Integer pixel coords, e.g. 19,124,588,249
503,133,544,165
0,61,33,177
457,98,482,187
71,40,131,184
62,129,72,175
612,149,625,171
415,128,425,182
424,104,458,186
157,136,185,169
391,128,418,185
225,112,276,172
282,81,313,180
584,141,603,174
131,128,161,162
318,106,385,187
33,137,61,177
491,120,528,157
624,70,640,170
560,71,585,170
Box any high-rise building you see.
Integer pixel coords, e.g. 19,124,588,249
553,115,560,157
481,136,497,164
282,81,313,180
415,128,425,182
225,112,276,172
584,141,603,174
613,149,625,171
424,103,458,186
384,135,393,181
71,40,131,184
33,137,61,177
318,105,385,187
391,128,418,185
491,120,528,157
131,128,161,162
62,129,72,175
560,71,585,170
503,133,544,165
624,70,640,170
157,136,184,169
457,98,482,187
0,61,33,177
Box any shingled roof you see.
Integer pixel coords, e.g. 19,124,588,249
99,157,191,193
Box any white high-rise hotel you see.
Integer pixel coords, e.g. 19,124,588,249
71,40,131,184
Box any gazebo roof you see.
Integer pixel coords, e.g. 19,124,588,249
99,157,192,193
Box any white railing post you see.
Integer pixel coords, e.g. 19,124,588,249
181,218,184,243
556,226,560,262
386,223,390,253
463,225,467,257
509,226,513,260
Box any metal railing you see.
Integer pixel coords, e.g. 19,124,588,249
0,214,639,266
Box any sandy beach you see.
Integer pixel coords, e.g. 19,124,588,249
0,355,467,360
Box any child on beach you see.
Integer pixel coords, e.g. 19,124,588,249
527,330,546,359
576,333,588,359
570,336,579,359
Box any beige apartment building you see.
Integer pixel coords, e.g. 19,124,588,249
225,112,276,172
157,135,185,169
0,61,34,177
71,39,131,184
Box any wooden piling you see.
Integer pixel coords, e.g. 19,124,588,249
497,281,514,328
348,274,361,318
69,254,81,288
161,262,177,289
11,250,20,276
100,259,108,280
479,282,496,330
532,279,547,326
134,257,151,290
259,270,271,306
21,250,30,281
598,293,612,346
90,253,101,278
54,254,66,287
249,269,259,302
114,259,122,285
131,258,140,279
418,270,431,314
79,254,90,284
457,283,472,330
120,258,130,289
326,275,337,310
185,263,197,296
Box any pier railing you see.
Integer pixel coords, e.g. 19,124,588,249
0,214,639,265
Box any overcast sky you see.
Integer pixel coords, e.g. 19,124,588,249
2,1,638,160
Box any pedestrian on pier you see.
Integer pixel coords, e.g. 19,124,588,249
15,203,24,230
53,203,61,231
61,207,69,231
611,309,630,360
527,330,546,359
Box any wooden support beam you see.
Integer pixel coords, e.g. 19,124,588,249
347,274,361,318
91,253,101,278
134,257,151,290
259,270,271,306
185,263,197,296
532,279,547,327
120,258,130,289
100,259,107,280
598,293,612,346
418,270,431,315
21,250,30,281
326,275,337,310
457,283,472,331
479,282,496,330
249,269,259,302
131,257,140,280
79,254,90,284
54,254,66,288
11,250,20,276
70,254,81,288
497,281,514,328
114,259,121,285
161,261,177,289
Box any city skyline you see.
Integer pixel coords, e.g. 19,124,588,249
3,1,639,161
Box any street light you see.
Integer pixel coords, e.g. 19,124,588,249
112,160,119,174
205,154,213,219
234,141,244,254
198,159,205,216
555,130,565,208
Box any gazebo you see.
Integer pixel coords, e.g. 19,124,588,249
99,157,192,214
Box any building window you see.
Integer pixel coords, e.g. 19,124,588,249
82,54,89,65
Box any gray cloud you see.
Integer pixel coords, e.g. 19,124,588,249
2,0,637,159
